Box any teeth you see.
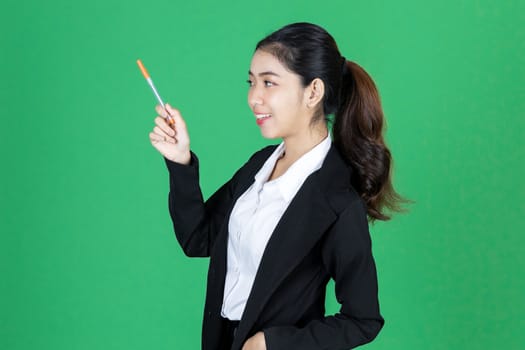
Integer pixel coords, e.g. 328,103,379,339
256,114,271,119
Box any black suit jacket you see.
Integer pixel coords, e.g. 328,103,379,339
164,143,384,350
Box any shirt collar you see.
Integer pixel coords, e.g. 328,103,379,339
253,142,286,191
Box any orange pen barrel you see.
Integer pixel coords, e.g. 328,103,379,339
137,59,150,79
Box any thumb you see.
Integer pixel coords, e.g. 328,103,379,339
165,103,187,129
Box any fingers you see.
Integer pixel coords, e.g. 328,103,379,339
151,103,189,148
155,104,184,126
155,104,169,119
154,126,177,143
151,119,176,144
154,103,187,132
149,131,176,144
154,116,176,137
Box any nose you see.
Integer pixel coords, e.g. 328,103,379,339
248,85,263,110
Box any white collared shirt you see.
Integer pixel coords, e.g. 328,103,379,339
221,134,332,320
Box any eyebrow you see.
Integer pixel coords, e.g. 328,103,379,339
248,70,281,77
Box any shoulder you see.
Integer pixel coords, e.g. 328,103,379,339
316,144,365,216
317,146,371,247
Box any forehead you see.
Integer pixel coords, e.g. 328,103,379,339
249,50,294,77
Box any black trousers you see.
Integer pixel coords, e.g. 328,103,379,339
219,317,240,350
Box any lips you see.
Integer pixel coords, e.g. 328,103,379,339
255,113,272,126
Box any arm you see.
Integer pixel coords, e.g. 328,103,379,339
165,146,274,258
263,198,384,349
150,103,239,258
164,152,235,258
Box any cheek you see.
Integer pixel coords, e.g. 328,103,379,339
275,91,301,116
268,90,289,110
247,89,254,106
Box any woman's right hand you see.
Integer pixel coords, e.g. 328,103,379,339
149,103,191,165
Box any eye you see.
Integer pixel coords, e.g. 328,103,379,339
246,79,254,87
264,80,275,87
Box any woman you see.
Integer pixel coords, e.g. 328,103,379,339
149,22,405,350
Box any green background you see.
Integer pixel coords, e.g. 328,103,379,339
1,0,524,349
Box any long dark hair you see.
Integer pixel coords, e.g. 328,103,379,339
256,22,408,221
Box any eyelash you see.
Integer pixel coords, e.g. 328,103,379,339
246,80,275,87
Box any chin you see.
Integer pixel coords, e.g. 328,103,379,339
259,129,282,139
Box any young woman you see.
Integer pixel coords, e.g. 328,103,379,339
149,22,405,350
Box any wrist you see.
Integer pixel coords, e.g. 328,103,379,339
169,151,191,165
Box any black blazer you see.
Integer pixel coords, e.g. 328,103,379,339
164,143,384,350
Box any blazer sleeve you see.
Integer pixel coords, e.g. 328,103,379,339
263,198,384,350
164,151,236,257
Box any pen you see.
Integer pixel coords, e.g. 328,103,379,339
136,59,175,127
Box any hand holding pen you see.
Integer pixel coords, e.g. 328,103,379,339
137,59,191,165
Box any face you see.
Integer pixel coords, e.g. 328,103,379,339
247,50,311,139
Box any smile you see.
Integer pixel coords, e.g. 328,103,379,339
255,114,272,126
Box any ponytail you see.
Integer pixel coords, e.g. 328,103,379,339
334,60,408,221
254,22,409,221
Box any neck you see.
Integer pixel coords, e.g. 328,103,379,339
281,122,329,163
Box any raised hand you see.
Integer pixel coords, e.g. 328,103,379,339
149,104,191,165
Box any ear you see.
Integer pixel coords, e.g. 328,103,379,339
304,78,325,109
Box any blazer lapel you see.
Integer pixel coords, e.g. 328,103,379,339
205,146,278,315
232,145,351,348
204,144,352,350
240,176,335,317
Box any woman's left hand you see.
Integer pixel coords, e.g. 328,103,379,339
242,331,266,350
